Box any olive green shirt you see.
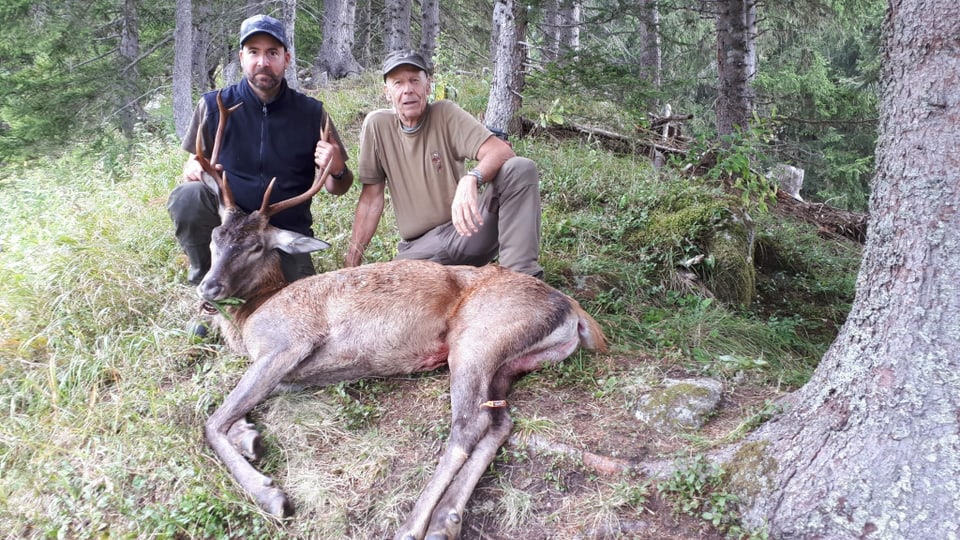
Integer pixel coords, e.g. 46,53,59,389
357,100,492,240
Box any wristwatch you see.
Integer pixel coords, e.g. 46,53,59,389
467,168,483,184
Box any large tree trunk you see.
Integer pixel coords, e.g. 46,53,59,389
383,0,411,54
280,0,299,89
222,1,263,87
715,0,755,137
558,0,580,55
541,0,580,63
173,0,193,138
117,0,142,139
191,0,212,91
727,1,960,537
419,0,440,62
314,0,361,83
637,0,661,92
485,0,528,136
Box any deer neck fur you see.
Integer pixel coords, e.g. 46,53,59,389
208,251,290,355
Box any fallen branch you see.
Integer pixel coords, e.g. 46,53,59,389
773,190,868,244
509,432,637,474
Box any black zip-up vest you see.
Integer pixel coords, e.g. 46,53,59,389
200,79,324,235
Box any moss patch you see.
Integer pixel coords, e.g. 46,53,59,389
705,216,757,306
724,440,779,504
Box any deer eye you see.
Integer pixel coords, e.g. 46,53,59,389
251,242,264,252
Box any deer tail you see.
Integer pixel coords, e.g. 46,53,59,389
572,300,608,353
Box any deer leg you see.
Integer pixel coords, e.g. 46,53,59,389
395,414,490,540
205,347,308,518
416,331,582,539
422,370,517,540
424,408,513,539
395,355,498,540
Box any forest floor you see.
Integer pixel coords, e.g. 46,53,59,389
238,340,783,539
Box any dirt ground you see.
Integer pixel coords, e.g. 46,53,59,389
461,353,777,540
264,350,780,540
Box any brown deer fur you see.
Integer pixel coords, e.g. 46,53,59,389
194,91,607,540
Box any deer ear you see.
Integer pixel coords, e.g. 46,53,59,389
270,228,331,254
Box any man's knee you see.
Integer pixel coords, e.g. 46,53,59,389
498,156,539,188
167,182,220,251
167,181,218,222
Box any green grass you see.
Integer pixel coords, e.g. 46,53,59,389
0,71,859,538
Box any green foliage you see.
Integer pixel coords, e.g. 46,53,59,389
752,1,884,211
329,379,387,431
525,49,659,130
138,489,276,539
688,119,779,215
658,455,768,539
640,292,825,387
753,212,860,335
0,0,176,159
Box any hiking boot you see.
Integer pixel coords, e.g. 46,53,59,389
184,246,211,286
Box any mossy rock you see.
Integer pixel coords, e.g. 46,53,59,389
633,377,723,432
703,212,757,306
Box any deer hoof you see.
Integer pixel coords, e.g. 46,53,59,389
424,510,461,540
259,487,293,518
228,420,264,461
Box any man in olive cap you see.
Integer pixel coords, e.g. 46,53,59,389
346,50,544,278
168,14,353,285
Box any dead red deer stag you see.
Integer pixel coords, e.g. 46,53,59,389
193,90,608,540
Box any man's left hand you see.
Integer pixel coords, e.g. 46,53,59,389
315,139,344,176
452,175,482,236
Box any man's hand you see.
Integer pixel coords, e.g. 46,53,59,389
181,153,221,183
452,174,482,236
315,139,345,177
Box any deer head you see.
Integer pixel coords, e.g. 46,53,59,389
195,91,333,305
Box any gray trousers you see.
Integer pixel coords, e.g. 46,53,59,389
166,181,316,283
395,156,544,278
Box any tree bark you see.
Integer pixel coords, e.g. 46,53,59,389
383,0,412,54
557,0,580,55
280,0,299,89
728,1,960,537
542,0,560,63
117,0,142,139
637,0,661,92
419,0,440,62
222,1,263,87
541,0,580,63
485,0,528,136
314,0,361,82
715,0,755,137
191,0,212,91
173,0,193,138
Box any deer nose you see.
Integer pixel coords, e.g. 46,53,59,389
197,277,224,301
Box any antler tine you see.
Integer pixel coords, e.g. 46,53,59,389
260,114,334,218
194,91,243,210
212,92,243,210
211,91,242,167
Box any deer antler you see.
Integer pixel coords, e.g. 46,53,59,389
258,114,334,218
195,91,242,210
